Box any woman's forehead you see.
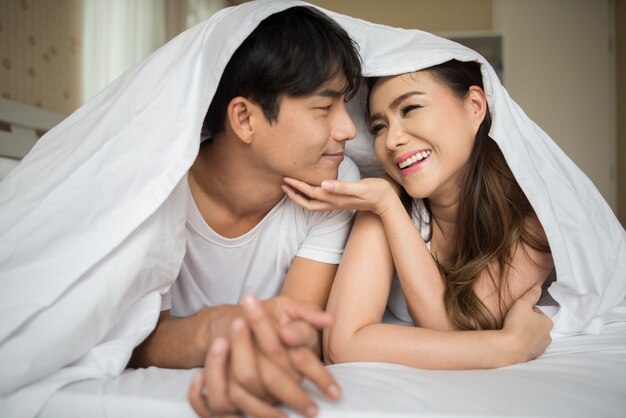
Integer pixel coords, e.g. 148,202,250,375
370,71,439,100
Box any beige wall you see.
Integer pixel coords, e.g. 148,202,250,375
0,0,82,115
618,0,626,227
308,0,492,32
495,0,616,210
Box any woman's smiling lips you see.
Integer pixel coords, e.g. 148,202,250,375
394,149,432,174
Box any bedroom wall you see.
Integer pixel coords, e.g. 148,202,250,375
494,0,616,212
308,0,492,32
0,0,82,115
617,0,626,227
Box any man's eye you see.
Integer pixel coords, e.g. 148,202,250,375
401,104,422,116
368,124,385,136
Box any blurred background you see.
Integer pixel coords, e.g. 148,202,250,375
0,0,624,228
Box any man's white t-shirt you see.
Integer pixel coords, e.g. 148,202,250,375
162,157,360,317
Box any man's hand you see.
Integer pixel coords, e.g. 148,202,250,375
188,295,341,418
501,285,553,363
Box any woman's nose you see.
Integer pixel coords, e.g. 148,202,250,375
385,123,409,150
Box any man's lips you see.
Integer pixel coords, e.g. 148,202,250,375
323,152,345,161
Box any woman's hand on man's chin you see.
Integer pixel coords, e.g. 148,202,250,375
282,176,401,217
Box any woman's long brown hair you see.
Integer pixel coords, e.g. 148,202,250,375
431,60,551,330
369,60,551,330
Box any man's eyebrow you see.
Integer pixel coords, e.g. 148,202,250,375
315,88,343,98
369,91,425,123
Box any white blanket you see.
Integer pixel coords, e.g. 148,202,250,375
1,0,625,416
39,322,626,417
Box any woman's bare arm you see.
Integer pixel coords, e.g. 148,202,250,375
324,211,552,369
283,177,452,329
474,218,555,325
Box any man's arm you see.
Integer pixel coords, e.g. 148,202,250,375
279,257,338,356
129,254,338,369
128,305,240,369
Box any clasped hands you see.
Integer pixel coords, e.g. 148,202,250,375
188,295,341,418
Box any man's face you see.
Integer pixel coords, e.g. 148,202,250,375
251,74,357,186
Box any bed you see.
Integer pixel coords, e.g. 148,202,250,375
0,98,65,179
38,321,626,417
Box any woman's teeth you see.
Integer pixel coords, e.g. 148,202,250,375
398,150,431,169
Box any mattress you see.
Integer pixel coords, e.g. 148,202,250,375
39,322,626,418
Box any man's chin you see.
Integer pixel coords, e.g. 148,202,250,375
295,170,338,187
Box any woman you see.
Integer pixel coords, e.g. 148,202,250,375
282,59,555,369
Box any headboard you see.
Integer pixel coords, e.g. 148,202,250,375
0,98,65,179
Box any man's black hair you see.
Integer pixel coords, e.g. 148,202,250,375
203,6,362,138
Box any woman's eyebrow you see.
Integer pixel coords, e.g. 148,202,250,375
390,90,425,108
369,91,425,122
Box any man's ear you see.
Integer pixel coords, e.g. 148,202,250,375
467,85,487,132
226,96,257,144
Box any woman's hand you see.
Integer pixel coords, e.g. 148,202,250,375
500,286,553,363
282,176,400,217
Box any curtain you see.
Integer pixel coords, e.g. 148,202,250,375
82,0,168,102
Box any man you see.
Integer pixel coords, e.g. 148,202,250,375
129,7,362,417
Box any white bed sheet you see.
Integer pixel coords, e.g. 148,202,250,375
39,322,626,418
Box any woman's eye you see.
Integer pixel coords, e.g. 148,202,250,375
315,105,332,111
368,123,385,136
401,104,422,116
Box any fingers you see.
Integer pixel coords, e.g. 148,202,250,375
518,284,542,306
255,354,319,418
284,177,359,198
242,295,297,379
188,372,211,418
279,320,319,348
275,297,334,329
229,318,267,399
282,177,364,212
203,338,239,415
320,179,355,194
242,295,327,416
281,183,337,212
289,346,342,401
228,380,289,418
188,338,241,417
227,317,313,418
289,307,333,329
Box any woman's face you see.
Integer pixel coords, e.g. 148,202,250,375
368,71,485,203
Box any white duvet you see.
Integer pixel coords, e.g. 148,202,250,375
1,0,625,416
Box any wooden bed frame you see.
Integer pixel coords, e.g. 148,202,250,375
0,97,65,160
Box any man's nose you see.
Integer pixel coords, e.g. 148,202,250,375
332,104,357,142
